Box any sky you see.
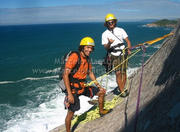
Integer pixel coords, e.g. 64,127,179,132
0,0,180,25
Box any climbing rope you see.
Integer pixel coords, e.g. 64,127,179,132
134,46,146,132
85,32,173,87
85,48,141,86
60,32,174,132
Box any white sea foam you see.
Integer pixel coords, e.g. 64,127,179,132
97,74,117,92
45,68,61,74
21,76,58,81
4,85,65,132
0,76,59,85
4,85,94,132
0,81,15,84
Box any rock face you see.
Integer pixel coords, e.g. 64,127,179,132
50,22,180,132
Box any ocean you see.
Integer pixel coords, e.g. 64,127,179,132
0,22,172,132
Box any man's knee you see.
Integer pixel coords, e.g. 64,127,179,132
116,71,126,76
116,71,121,76
98,90,105,97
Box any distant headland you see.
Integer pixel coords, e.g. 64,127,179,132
146,19,178,28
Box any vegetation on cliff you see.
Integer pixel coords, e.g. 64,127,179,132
153,19,177,26
146,19,178,28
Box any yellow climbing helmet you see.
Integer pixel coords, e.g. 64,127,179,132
80,37,95,46
105,13,117,22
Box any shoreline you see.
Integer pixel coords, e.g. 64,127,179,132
146,23,176,28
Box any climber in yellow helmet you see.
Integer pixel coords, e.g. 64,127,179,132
102,13,132,97
63,37,110,132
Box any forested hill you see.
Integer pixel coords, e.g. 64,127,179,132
146,19,178,28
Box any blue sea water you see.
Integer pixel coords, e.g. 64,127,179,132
0,22,172,131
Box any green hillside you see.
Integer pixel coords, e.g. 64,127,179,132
153,19,178,27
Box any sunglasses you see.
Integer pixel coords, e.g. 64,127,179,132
107,21,115,25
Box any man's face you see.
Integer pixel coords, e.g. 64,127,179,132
107,20,115,29
83,45,94,56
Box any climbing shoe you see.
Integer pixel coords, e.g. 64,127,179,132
120,89,129,98
99,109,112,117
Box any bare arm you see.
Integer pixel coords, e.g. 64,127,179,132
89,69,106,93
103,39,114,50
125,37,132,54
63,68,74,104
89,70,99,86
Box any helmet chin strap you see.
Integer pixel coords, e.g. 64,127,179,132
81,49,89,59
81,49,87,57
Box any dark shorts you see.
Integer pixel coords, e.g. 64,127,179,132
110,51,128,73
65,86,99,112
